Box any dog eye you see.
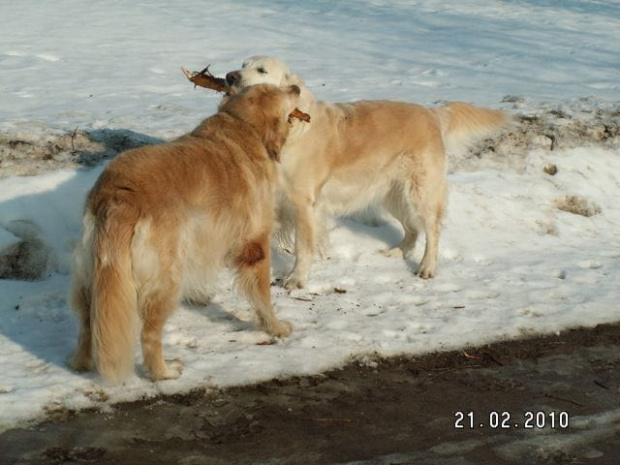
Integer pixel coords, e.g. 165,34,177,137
257,68,268,74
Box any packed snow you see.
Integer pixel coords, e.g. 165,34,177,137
0,0,619,432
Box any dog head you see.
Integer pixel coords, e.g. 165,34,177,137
220,83,301,162
225,56,303,91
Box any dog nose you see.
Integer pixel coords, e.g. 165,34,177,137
226,71,240,86
290,85,300,95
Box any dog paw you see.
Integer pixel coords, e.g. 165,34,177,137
149,359,184,381
380,247,404,258
270,320,293,338
415,265,435,279
283,274,306,290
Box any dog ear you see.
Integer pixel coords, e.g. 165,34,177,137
263,118,287,163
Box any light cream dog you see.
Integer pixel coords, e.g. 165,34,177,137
226,56,510,289
70,84,300,383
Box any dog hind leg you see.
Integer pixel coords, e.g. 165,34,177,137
140,282,184,381
410,172,447,279
236,236,292,338
382,182,423,258
394,147,448,279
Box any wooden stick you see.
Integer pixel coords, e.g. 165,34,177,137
181,66,231,94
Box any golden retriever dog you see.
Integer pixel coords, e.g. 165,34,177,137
225,56,510,289
70,84,301,383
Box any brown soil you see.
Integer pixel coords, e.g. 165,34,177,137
1,323,619,465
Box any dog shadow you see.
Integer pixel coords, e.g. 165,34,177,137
269,210,423,281
182,300,254,333
73,128,162,167
334,213,426,274
337,213,403,247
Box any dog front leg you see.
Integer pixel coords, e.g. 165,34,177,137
284,196,315,290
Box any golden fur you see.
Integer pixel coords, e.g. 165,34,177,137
226,56,510,288
70,84,300,383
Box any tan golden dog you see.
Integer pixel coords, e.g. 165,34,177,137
226,56,510,288
70,84,300,383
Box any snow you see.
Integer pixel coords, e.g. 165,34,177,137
0,0,619,432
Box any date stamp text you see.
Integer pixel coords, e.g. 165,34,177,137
454,411,570,430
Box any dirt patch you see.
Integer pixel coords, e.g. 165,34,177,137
554,195,602,217
1,323,619,465
1,103,619,179
450,101,620,172
0,128,161,178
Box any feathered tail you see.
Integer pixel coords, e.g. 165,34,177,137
433,101,510,154
91,204,139,383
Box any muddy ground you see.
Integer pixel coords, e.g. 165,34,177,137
1,323,619,465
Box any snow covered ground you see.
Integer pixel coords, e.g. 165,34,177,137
1,0,619,432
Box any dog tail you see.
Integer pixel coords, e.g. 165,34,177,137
433,102,511,154
91,202,140,383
